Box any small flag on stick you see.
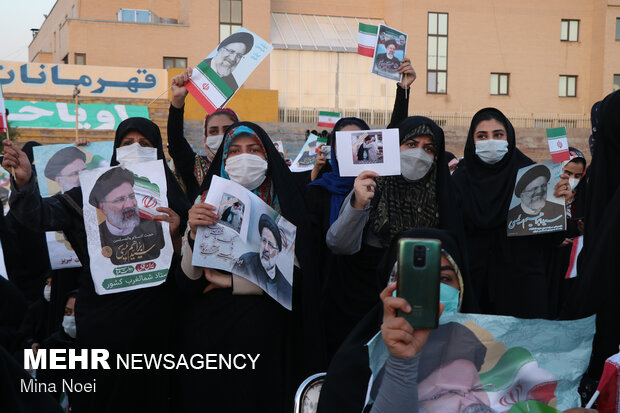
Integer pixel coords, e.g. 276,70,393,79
318,111,341,128
358,23,378,57
546,127,571,163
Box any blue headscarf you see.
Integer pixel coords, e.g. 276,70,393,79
308,117,370,224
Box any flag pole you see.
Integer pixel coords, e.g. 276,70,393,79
6,122,15,178
73,85,80,142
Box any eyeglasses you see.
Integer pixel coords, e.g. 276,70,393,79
521,183,549,196
102,192,136,206
261,237,277,250
221,46,245,61
419,384,493,404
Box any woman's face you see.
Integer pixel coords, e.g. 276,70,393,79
440,254,461,291
400,135,435,157
206,113,235,137
226,135,266,160
563,160,585,179
473,119,507,143
119,131,154,147
339,124,363,132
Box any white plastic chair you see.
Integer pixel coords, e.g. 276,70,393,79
293,372,326,413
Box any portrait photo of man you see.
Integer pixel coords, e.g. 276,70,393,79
373,39,401,76
206,31,254,91
220,198,244,234
44,146,87,194
416,322,492,413
509,164,565,223
88,167,164,266
233,213,292,309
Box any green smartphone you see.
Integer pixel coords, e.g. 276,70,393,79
397,238,441,329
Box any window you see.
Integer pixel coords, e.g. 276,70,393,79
74,53,86,65
490,73,509,95
614,74,620,92
560,19,579,42
559,75,577,97
427,12,448,94
616,18,620,40
118,9,152,23
163,57,187,69
220,0,242,41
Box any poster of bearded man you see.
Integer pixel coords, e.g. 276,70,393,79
79,160,173,294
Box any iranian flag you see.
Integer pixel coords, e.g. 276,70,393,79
358,23,378,57
480,347,558,413
185,61,235,115
134,174,163,220
564,235,583,279
593,350,620,413
546,127,570,163
318,111,341,128
0,86,7,133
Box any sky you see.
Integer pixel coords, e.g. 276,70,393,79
0,0,57,62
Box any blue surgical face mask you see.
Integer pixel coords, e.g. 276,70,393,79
475,139,509,164
389,281,460,313
440,283,460,313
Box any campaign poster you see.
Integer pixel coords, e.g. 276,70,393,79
371,24,407,82
192,175,296,310
186,28,273,114
366,312,596,412
290,133,320,173
33,142,113,269
0,168,11,214
507,160,566,237
79,160,172,294
335,128,401,177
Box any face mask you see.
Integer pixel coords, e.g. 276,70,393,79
400,148,434,181
62,315,77,338
440,283,460,313
569,177,580,192
475,139,509,164
43,284,51,302
205,134,224,153
116,142,157,167
224,153,268,190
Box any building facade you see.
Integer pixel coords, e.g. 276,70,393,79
28,0,620,124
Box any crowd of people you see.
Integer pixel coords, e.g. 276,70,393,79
0,56,618,413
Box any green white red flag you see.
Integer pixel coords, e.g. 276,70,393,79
358,23,378,57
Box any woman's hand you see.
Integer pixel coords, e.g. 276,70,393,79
311,144,328,182
202,268,232,293
188,203,219,240
380,282,444,358
170,67,192,109
2,140,31,188
153,207,181,253
554,173,572,202
352,170,379,210
397,56,416,89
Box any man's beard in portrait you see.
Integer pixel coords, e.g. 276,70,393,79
58,176,80,193
260,248,276,275
526,191,547,212
103,204,140,231
214,56,237,77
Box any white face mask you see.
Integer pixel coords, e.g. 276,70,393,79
400,148,434,181
62,315,76,338
224,153,268,190
205,134,224,153
569,177,580,192
43,284,51,302
116,142,157,167
475,139,509,164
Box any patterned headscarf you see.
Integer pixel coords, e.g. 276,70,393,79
212,125,281,212
368,120,440,247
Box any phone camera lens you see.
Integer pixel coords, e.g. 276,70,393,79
413,245,426,267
